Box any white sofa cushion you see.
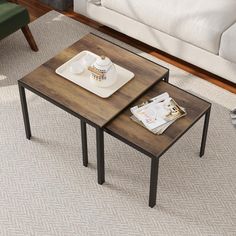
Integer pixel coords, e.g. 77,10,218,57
220,23,236,64
101,0,236,54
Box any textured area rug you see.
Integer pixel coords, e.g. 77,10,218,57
0,11,236,236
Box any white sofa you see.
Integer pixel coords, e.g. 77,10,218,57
74,0,236,84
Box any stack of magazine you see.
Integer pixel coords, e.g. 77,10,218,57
130,92,187,135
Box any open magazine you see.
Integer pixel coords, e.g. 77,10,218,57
130,92,186,134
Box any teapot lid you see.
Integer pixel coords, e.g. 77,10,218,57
95,56,112,69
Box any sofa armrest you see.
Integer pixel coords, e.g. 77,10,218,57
219,22,236,64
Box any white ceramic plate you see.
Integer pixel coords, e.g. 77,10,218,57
55,50,135,98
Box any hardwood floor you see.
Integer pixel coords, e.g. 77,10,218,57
18,0,236,93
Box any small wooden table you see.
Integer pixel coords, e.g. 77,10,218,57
105,81,211,207
18,33,169,185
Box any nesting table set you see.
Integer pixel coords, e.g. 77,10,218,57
18,34,211,207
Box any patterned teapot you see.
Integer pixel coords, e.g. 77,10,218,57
88,55,117,88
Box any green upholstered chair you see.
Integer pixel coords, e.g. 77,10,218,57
0,0,38,51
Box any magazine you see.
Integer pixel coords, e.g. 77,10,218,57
130,93,186,134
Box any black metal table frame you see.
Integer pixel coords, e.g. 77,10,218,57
18,71,211,208
18,72,210,208
18,80,104,185
104,96,211,208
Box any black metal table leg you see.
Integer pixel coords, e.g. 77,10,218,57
200,107,211,157
149,157,159,208
18,83,31,140
163,71,169,83
81,120,88,167
96,127,105,185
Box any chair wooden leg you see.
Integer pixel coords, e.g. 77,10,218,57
21,25,38,52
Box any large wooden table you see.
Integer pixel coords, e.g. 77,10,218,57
18,33,211,208
18,33,168,184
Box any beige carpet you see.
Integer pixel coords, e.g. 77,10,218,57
0,11,236,236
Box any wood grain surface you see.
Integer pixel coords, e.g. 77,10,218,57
20,34,168,127
105,81,211,158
